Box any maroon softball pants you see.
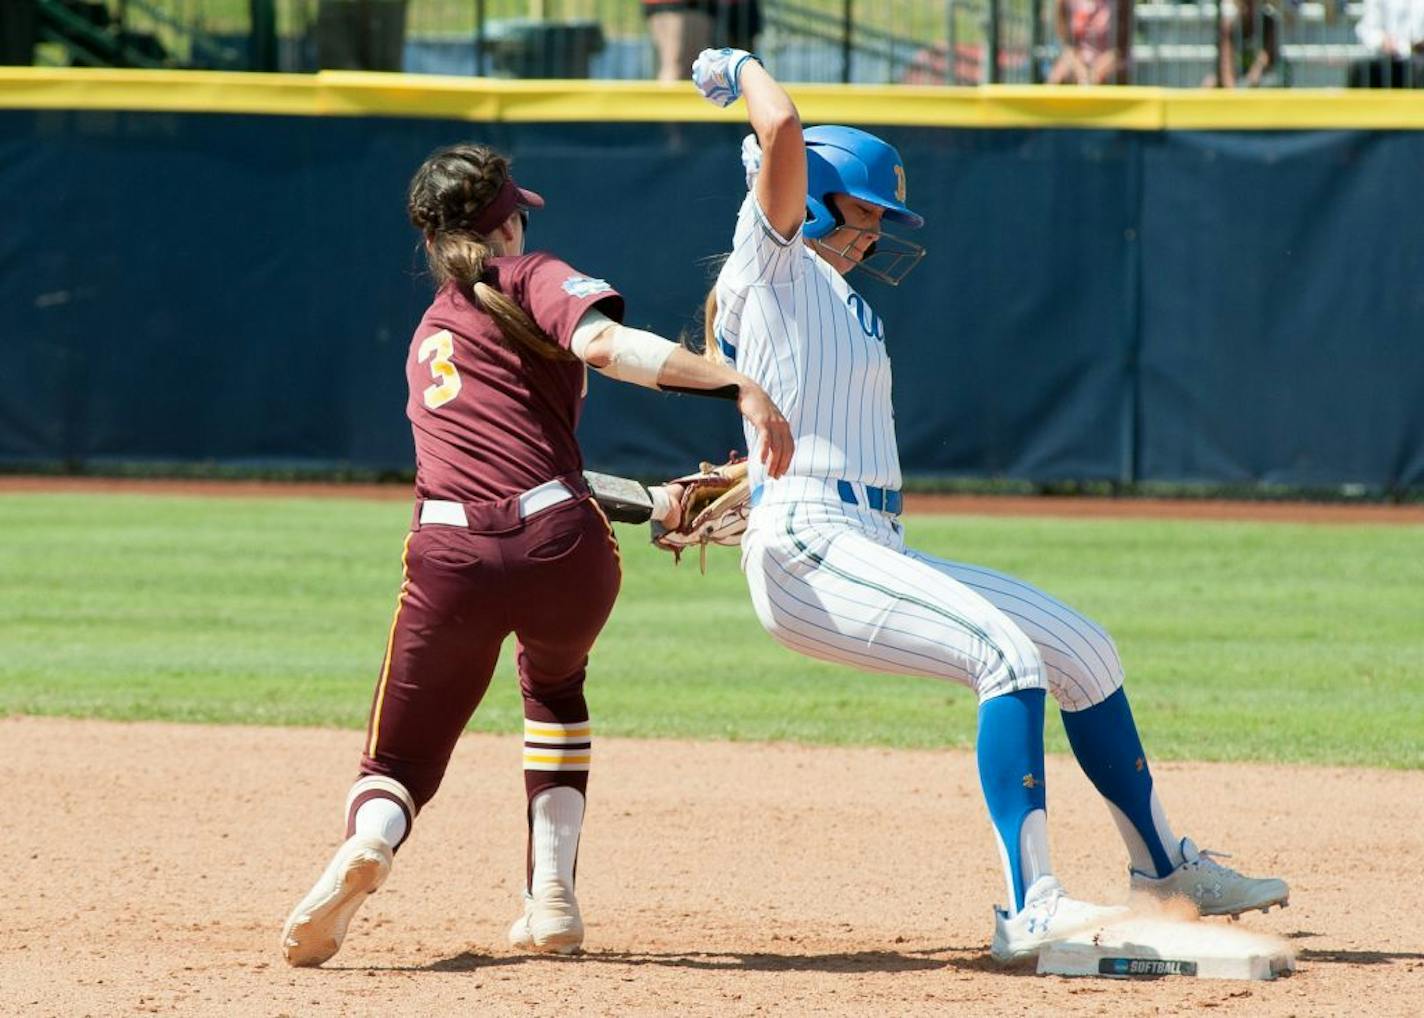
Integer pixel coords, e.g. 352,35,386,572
359,490,621,812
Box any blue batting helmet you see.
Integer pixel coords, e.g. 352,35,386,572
803,126,924,240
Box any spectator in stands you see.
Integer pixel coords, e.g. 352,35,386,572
317,0,408,71
1348,0,1424,87
1204,0,1281,88
643,0,760,83
1047,0,1121,84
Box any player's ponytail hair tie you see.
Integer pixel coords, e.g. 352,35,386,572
407,145,544,239
407,143,570,363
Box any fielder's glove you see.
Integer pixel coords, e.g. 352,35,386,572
650,454,752,571
692,47,762,108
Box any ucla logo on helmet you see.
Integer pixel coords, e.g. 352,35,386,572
893,164,907,203
847,293,885,342
561,276,614,299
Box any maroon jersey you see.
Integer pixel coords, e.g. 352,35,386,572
406,253,624,502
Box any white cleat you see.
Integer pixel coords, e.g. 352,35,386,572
1130,837,1290,918
990,875,1129,964
508,884,584,955
281,834,393,967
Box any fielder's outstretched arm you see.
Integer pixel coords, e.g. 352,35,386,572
569,309,794,479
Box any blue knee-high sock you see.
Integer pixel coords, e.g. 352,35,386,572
977,688,1048,912
1060,687,1174,877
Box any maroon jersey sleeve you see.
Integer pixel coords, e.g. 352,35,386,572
495,253,625,351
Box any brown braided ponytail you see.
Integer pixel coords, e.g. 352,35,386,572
407,144,573,362
701,287,721,363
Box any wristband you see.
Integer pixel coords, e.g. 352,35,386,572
731,52,763,98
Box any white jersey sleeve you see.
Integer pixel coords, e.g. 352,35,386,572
710,192,805,368
723,191,805,290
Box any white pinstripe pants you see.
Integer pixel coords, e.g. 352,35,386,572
741,498,1125,710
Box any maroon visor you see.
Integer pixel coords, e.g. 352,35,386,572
469,176,545,235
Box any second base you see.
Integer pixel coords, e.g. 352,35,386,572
1037,917,1295,981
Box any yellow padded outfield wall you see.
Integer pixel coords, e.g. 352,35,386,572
2,67,1424,130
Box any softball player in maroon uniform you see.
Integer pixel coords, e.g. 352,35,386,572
281,143,793,967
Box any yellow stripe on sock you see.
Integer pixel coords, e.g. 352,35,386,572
524,725,592,741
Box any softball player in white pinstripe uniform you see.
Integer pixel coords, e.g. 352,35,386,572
692,48,1289,961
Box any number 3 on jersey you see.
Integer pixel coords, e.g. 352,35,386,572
418,330,461,409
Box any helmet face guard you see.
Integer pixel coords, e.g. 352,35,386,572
810,226,925,286
801,126,925,285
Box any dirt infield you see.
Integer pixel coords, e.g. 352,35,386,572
5,479,1421,1014
4,474,1424,524
5,717,1420,1017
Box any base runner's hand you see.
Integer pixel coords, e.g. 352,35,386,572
736,383,794,478
692,48,760,107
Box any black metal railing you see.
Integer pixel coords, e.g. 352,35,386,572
10,0,1420,90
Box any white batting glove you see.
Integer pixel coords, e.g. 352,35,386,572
692,47,760,108
740,133,762,189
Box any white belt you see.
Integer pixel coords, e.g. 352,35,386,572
419,479,575,528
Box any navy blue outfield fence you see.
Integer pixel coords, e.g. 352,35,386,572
1,81,1422,491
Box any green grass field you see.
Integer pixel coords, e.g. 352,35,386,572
2,492,1420,768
